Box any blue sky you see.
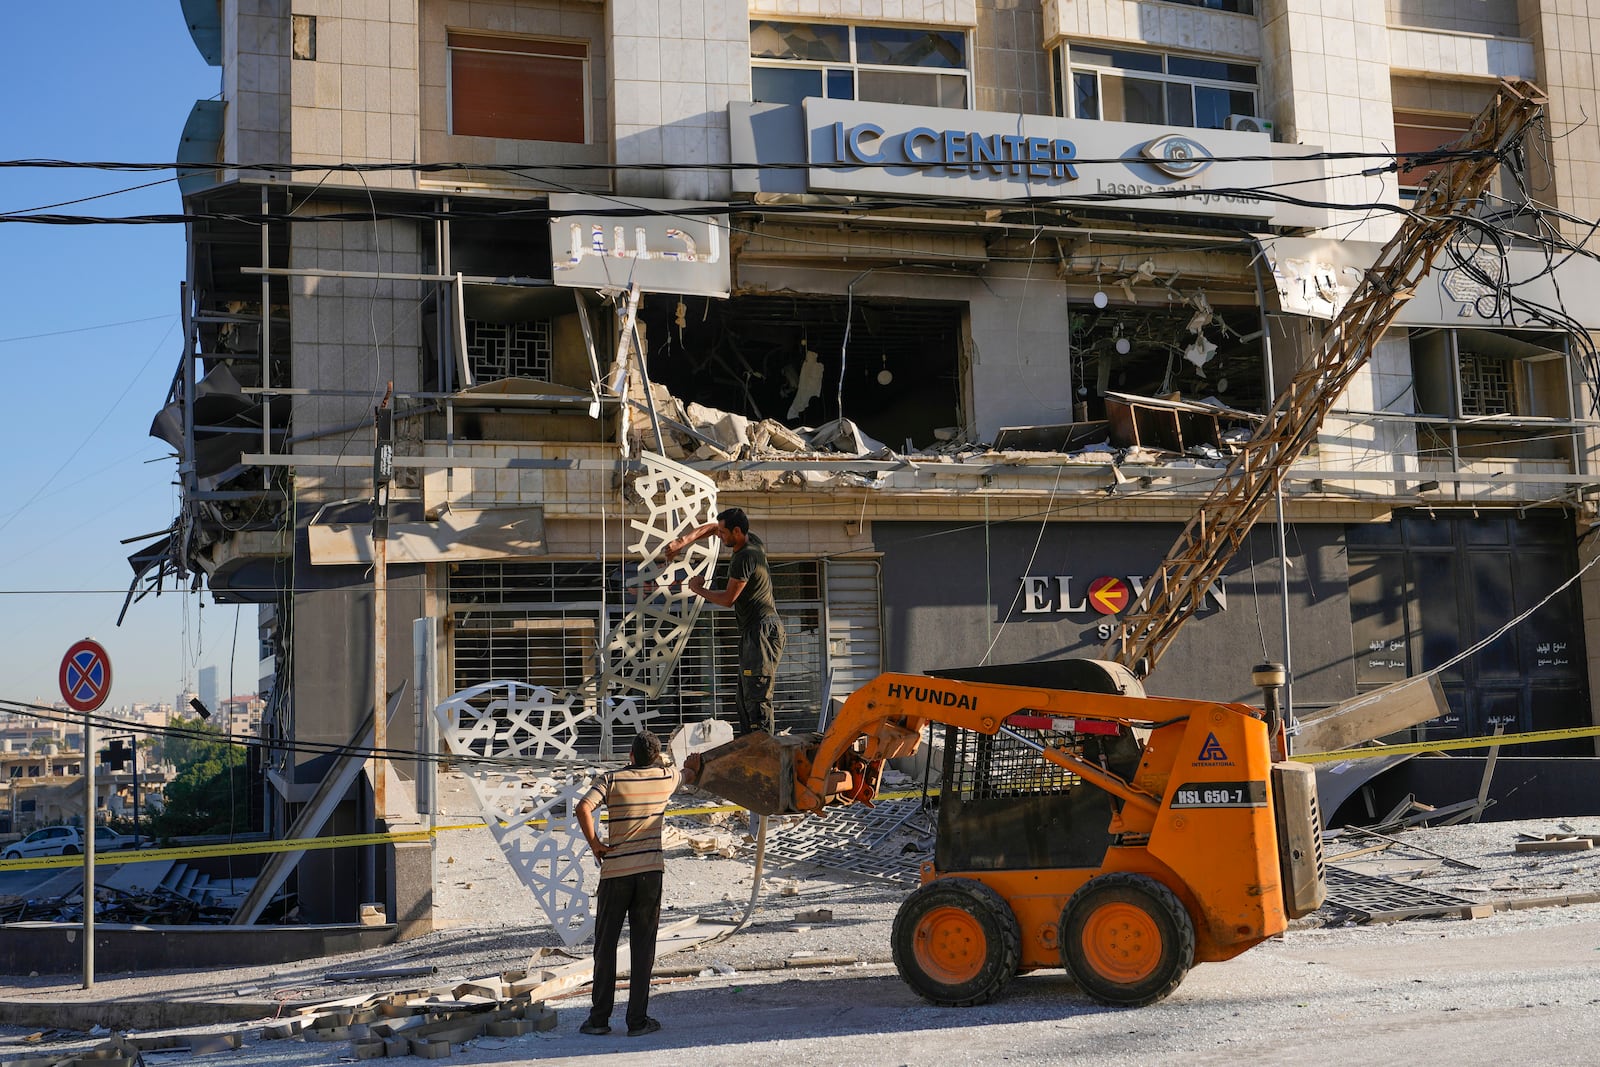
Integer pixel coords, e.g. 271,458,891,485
0,8,258,708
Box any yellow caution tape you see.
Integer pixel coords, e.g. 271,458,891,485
0,789,945,872
1296,722,1600,763
0,824,485,872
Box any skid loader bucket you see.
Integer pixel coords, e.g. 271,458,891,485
692,731,813,815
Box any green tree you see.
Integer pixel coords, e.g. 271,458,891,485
151,715,231,769
148,717,251,838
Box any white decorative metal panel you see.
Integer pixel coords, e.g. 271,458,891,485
601,452,721,697
437,453,717,943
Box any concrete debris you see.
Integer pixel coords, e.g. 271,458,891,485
651,381,1272,479
0,880,238,926
793,908,833,923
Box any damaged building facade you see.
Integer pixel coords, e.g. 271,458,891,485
140,0,1600,922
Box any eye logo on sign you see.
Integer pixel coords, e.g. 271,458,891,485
1139,134,1214,179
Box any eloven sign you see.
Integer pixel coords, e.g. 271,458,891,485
1019,574,1227,616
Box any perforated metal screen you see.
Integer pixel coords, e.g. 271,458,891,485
449,558,852,739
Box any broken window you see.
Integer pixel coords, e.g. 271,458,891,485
639,294,966,450
1058,45,1259,129
1069,300,1267,419
750,21,969,108
1393,109,1474,196
1390,77,1544,231
1409,327,1576,462
422,214,594,396
447,32,589,143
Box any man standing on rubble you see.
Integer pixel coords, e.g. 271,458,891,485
576,729,686,1039
662,507,786,735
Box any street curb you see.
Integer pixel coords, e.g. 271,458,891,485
0,998,279,1032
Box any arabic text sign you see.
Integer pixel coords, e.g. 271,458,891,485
549,194,731,298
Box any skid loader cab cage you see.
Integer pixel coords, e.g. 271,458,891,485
936,717,1143,873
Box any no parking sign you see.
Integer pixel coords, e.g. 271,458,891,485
59,638,113,712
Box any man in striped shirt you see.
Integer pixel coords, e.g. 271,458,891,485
575,730,685,1038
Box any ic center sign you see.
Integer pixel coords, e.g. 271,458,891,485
803,98,1280,219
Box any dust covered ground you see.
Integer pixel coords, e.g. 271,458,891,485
4,775,1600,1066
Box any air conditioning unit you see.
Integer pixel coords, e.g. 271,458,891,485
1227,114,1274,135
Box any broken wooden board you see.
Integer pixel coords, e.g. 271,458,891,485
1515,838,1594,853
1296,674,1450,753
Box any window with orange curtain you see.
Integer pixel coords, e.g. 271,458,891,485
1393,110,1473,193
448,32,588,144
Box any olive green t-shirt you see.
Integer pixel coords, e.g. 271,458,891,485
728,532,778,631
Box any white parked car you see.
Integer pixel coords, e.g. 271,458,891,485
1,825,131,859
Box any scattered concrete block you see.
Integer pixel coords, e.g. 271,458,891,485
410,1037,454,1059
486,1019,536,1037
794,908,833,923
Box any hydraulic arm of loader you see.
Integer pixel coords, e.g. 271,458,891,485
1103,78,1547,677
695,670,1229,819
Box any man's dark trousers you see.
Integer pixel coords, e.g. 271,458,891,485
736,614,785,734
586,871,663,1030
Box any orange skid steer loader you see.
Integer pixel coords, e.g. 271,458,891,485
692,660,1324,1007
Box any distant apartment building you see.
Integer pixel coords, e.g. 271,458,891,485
136,0,1600,921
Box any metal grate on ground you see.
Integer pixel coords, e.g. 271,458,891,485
1323,865,1481,922
750,798,930,885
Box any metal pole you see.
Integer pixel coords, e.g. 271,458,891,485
82,714,94,990
261,186,272,488
414,617,439,899
1252,257,1296,736
131,739,140,847
371,391,394,912
413,618,437,818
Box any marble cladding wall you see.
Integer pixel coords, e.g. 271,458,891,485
1043,0,1261,58
288,201,426,498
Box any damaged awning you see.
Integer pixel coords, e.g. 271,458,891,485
1261,236,1600,328
149,363,269,480
308,503,546,565
118,532,180,625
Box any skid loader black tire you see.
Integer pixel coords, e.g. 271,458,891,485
892,877,1022,1006
1060,872,1194,1007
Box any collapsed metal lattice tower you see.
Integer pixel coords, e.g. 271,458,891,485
1105,78,1550,676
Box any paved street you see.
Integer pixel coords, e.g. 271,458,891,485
6,906,1599,1066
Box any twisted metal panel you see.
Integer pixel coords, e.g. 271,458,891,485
437,453,719,942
